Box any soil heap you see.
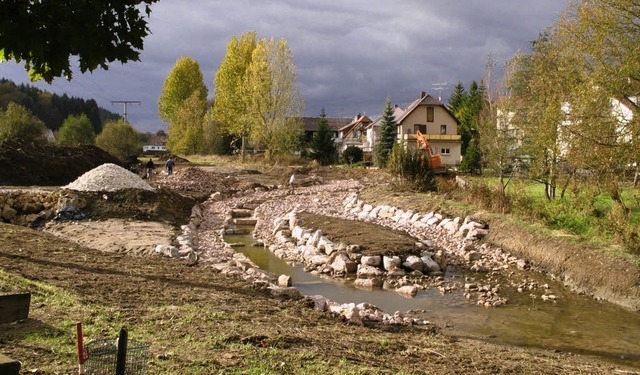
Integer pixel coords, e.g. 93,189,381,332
0,139,122,186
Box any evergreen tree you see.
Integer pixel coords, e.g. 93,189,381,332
309,108,337,165
375,97,397,167
447,81,466,115
459,138,482,174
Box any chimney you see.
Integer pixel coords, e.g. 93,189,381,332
421,91,426,98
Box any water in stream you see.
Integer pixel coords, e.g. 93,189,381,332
225,233,640,368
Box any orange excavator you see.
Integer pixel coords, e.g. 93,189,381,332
416,130,442,168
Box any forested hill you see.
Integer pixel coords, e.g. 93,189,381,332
0,78,121,134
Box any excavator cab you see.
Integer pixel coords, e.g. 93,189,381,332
415,130,442,168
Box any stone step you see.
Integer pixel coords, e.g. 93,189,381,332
234,217,258,225
230,209,253,218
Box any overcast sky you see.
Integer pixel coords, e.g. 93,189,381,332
1,1,569,133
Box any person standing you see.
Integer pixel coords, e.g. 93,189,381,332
288,174,296,194
145,158,155,180
165,158,175,175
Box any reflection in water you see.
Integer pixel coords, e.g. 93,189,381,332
226,234,640,368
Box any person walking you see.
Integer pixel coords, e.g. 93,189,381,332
165,158,175,175
145,158,155,180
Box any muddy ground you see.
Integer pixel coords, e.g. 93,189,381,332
0,152,639,373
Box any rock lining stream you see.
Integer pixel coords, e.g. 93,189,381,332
178,178,640,368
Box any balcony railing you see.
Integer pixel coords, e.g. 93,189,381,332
402,134,461,141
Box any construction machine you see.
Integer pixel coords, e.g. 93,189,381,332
416,130,442,168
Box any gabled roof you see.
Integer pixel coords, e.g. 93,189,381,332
338,114,373,139
299,117,351,132
394,93,459,125
338,114,372,132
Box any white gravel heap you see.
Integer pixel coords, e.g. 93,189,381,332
65,163,154,192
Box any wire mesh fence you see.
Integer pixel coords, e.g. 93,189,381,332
85,338,149,375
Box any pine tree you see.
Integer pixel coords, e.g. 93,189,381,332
309,108,337,165
447,81,466,114
375,98,397,167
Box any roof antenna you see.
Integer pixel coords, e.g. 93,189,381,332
432,82,448,101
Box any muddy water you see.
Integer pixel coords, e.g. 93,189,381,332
225,234,640,368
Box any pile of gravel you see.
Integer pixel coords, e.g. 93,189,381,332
64,163,154,192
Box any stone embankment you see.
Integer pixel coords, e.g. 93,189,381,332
178,178,558,325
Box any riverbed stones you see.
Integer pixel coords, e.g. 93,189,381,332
403,255,425,272
383,256,402,271
361,255,381,267
331,254,358,275
396,285,419,297
278,274,292,287
357,265,385,277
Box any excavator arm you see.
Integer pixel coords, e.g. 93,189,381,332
416,130,442,168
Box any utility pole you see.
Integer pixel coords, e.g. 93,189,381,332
111,100,141,122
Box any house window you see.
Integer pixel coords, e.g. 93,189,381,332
440,125,447,134
414,124,426,134
440,148,450,155
427,107,434,122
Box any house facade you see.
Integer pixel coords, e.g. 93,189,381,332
394,92,462,166
336,114,374,153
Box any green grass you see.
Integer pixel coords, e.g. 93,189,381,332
461,176,640,252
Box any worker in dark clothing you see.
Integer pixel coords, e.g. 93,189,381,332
145,159,155,180
165,158,175,175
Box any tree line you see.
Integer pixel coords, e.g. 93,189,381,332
0,78,120,133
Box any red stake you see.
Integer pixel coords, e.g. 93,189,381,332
76,322,89,374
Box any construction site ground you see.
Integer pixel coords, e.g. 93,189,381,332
0,144,638,374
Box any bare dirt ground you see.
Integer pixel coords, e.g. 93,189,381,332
1,154,638,373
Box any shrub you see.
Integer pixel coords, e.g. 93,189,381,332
341,146,363,164
387,142,436,192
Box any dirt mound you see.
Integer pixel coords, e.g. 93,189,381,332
156,167,228,193
0,139,123,186
71,188,197,224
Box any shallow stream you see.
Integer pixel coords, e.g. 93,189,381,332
225,233,640,368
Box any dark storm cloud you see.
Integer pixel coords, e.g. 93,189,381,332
0,1,568,132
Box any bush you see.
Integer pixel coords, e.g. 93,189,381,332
607,202,640,253
387,143,436,192
341,146,363,164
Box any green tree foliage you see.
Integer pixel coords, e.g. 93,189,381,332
509,33,574,200
375,98,397,167
201,110,234,155
0,79,113,132
58,114,96,145
552,0,640,192
309,108,337,165
158,57,208,154
95,119,140,160
387,142,436,192
459,138,482,174
447,81,466,115
0,0,158,82
213,33,304,157
341,145,364,164
212,31,257,148
169,91,207,154
0,102,46,142
241,37,305,155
